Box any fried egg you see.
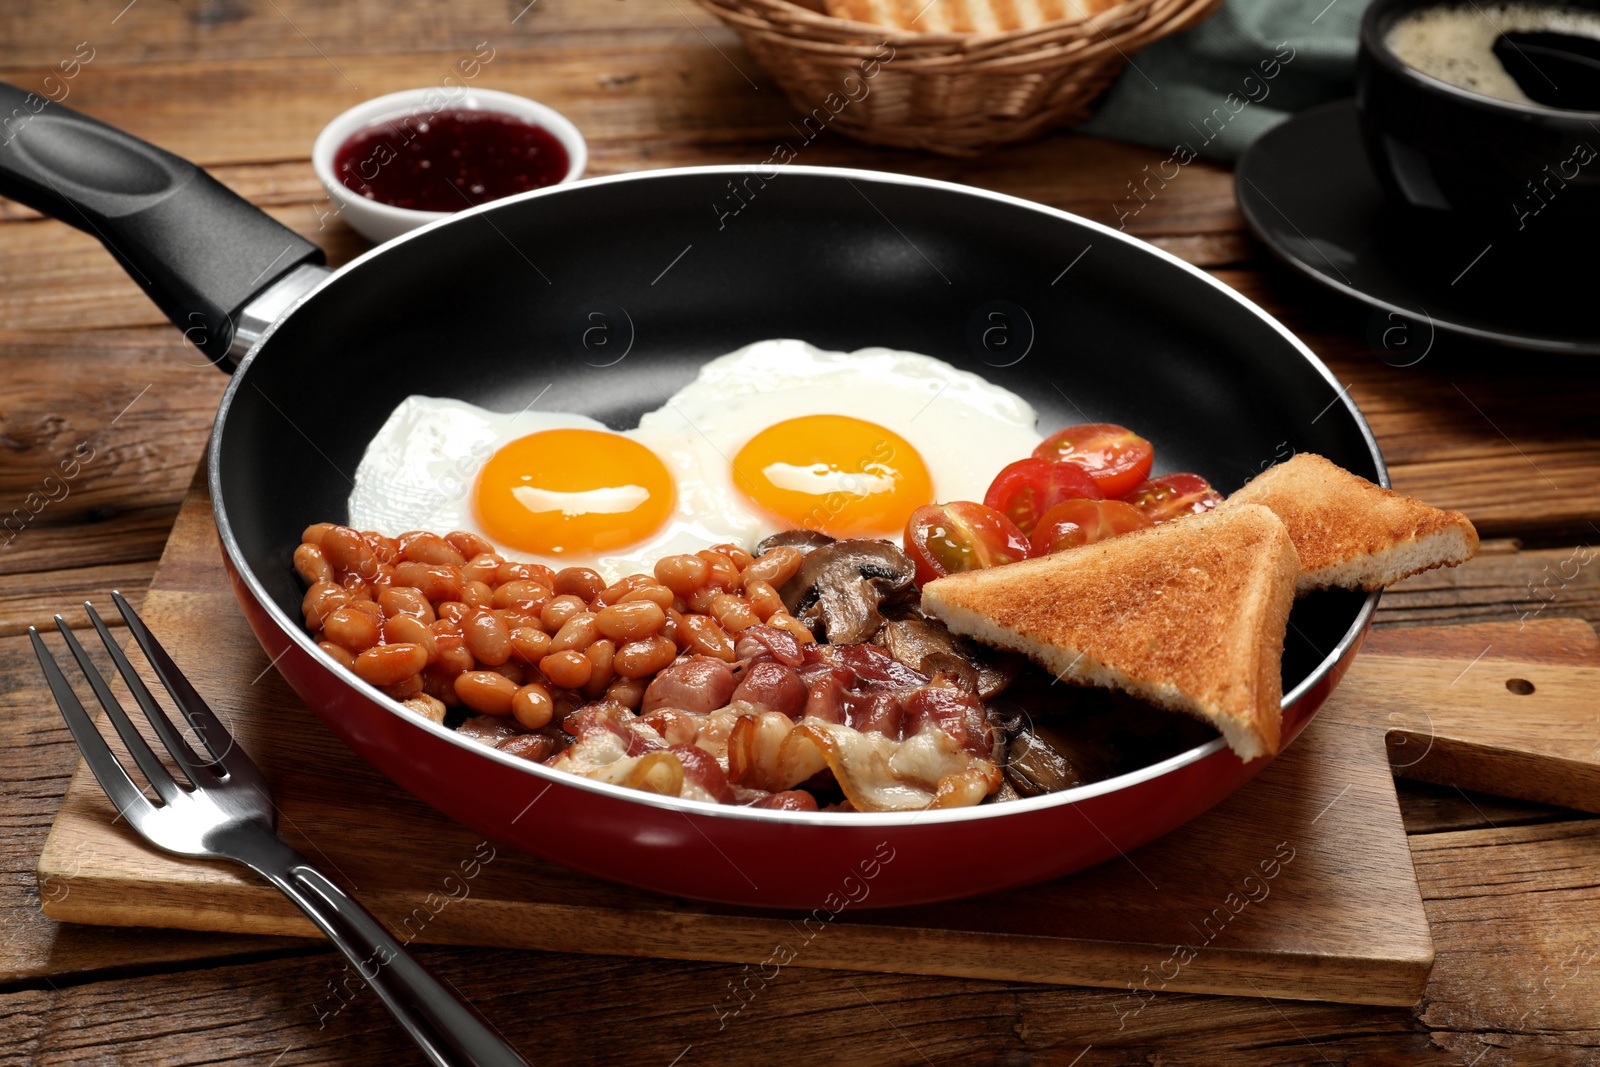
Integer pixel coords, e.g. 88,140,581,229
346,340,1042,580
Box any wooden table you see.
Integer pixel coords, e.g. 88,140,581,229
2,2,1598,1063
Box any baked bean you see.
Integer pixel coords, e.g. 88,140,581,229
743,580,784,621
436,602,469,626
462,580,495,609
382,673,424,700
302,580,351,630
540,594,587,631
368,562,396,591
550,612,599,653
605,676,648,710
540,649,592,689
353,642,429,686
654,554,709,595
302,522,335,546
464,610,512,666
496,560,555,587
509,626,552,664
430,617,462,638
398,531,466,567
744,545,803,589
378,585,435,622
553,566,606,601
490,660,527,686
596,574,652,605
613,634,678,679
659,609,679,647
362,532,399,564
583,639,616,699
354,598,387,621
323,525,379,580
618,584,674,609
318,640,356,669
711,543,755,571
403,693,448,724
446,530,495,560
323,606,382,652
341,572,373,601
595,600,665,642
511,683,555,730
460,552,501,584
383,615,438,661
435,634,474,675
685,584,721,613
393,561,464,602
697,550,741,590
709,594,758,632
493,580,551,611
454,670,518,716
678,613,735,661
293,543,333,585
765,610,815,644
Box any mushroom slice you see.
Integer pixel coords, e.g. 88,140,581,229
779,539,917,644
756,529,836,557
878,618,1021,700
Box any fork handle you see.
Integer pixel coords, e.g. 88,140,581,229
243,838,530,1067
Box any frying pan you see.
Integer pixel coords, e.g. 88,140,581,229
0,83,1382,909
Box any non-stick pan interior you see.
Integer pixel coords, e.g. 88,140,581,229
216,168,1375,696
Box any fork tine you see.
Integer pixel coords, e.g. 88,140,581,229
82,599,222,783
104,591,250,781
52,614,187,806
29,626,156,825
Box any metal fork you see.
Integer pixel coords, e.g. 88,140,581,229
30,592,530,1067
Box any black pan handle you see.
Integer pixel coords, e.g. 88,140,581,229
0,81,324,365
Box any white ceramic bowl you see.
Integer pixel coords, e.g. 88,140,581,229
311,87,587,244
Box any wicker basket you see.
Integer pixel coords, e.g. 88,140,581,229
698,0,1222,155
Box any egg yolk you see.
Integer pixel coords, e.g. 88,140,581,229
473,429,673,557
732,415,933,538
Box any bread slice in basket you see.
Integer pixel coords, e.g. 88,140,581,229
920,504,1300,761
824,0,1116,33
1227,453,1479,594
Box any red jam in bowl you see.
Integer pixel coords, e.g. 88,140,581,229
333,108,571,213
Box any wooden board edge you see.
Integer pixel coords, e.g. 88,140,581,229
36,883,1434,1005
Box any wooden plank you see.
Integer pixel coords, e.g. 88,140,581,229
0,0,728,69
0,560,156,635
8,823,1600,1064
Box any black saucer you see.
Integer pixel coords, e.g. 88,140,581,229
1235,98,1600,355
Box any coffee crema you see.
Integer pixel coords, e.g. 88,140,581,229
1385,3,1600,106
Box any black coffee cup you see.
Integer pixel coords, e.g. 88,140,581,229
1357,0,1600,245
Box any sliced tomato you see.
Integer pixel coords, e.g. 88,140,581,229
1032,423,1154,498
1123,472,1223,523
1029,499,1153,555
904,501,1032,587
982,458,1104,535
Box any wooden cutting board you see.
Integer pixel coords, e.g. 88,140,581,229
33,473,1600,1008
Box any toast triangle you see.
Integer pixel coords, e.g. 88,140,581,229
1227,453,1478,594
920,504,1299,761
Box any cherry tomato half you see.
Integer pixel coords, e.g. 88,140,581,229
1029,499,1153,556
904,501,1032,587
983,458,1104,535
1123,472,1224,524
1032,423,1154,499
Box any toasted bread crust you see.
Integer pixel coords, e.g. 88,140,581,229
1228,453,1478,593
920,505,1299,761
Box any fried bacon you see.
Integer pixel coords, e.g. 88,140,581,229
501,622,1002,812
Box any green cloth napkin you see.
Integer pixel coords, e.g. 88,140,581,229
1076,0,1372,162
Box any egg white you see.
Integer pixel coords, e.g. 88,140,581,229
347,340,1043,582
